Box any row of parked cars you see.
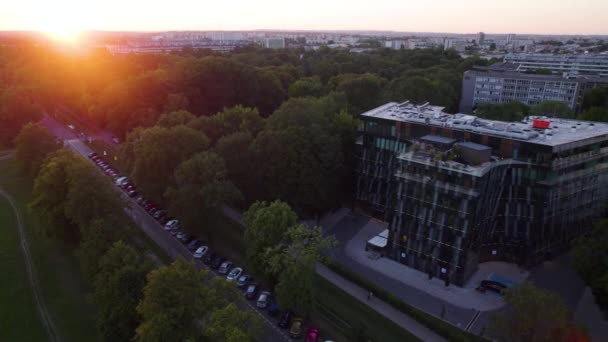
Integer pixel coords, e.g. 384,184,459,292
87,151,323,341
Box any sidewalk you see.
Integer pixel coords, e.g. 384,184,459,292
316,263,448,342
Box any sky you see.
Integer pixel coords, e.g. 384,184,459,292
1,0,608,35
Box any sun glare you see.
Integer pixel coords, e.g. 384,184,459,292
43,26,81,44
33,1,86,45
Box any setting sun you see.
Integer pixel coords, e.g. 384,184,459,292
43,26,81,44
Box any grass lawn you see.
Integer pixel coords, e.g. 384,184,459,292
0,158,100,342
0,199,48,341
313,274,421,342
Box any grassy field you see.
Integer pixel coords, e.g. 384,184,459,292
0,198,48,341
313,274,421,342
0,158,100,342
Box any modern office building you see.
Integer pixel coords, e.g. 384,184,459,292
356,101,608,286
504,53,608,77
460,63,608,113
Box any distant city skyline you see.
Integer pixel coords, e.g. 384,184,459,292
1,0,607,36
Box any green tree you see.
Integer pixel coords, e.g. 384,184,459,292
75,219,118,281
572,219,608,314
580,87,608,112
203,303,262,342
14,122,62,177
243,200,298,280
530,101,574,118
578,107,607,122
30,149,83,242
165,152,240,237
130,125,209,200
488,282,587,342
269,225,335,313
0,87,42,147
189,106,265,146
136,259,210,342
476,101,530,121
329,73,388,114
288,78,325,98
156,110,196,128
215,132,257,203
93,241,152,342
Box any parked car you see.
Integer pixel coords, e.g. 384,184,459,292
476,280,507,294
305,327,320,342
115,177,129,186
170,227,181,236
153,210,167,220
193,246,209,259
159,216,171,225
87,152,97,158
256,291,271,309
278,310,293,329
164,219,179,230
236,275,252,288
203,252,217,265
268,301,279,317
187,239,201,252
177,232,191,243
245,284,259,300
289,318,304,338
218,261,233,275
112,137,120,144
210,255,224,269
226,267,242,282
127,190,139,198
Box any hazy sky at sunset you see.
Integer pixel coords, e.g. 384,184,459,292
2,0,607,35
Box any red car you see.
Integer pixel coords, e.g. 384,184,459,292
305,327,320,342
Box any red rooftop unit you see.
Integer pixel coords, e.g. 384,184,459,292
532,119,550,129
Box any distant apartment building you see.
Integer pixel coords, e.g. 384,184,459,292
504,53,608,77
460,64,579,112
356,101,608,285
264,37,286,49
460,63,608,113
443,39,468,52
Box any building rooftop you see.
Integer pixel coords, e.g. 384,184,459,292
361,101,608,150
458,141,492,151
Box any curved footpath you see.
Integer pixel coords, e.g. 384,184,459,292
0,153,60,342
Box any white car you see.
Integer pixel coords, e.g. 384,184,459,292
115,177,128,186
256,291,271,309
218,261,233,275
226,267,243,281
193,246,209,259
164,219,179,231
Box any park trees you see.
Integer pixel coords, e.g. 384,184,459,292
14,123,62,177
128,125,209,201
155,110,196,128
165,151,240,236
136,259,210,342
188,105,265,146
243,200,335,313
243,200,298,279
572,219,608,315
135,259,261,342
0,87,41,147
530,101,574,118
475,101,530,121
488,282,587,342
92,241,152,342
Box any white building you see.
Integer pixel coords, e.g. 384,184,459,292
265,38,286,49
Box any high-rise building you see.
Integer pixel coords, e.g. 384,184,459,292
356,101,608,285
506,33,515,44
478,32,485,45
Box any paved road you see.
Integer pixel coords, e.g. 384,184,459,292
0,158,61,342
47,128,291,341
